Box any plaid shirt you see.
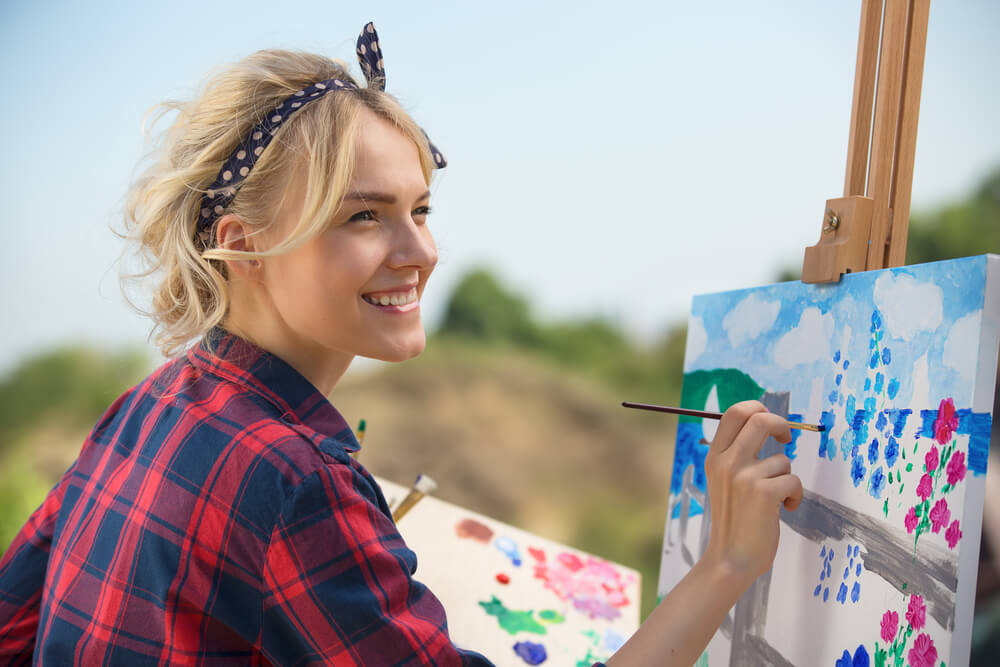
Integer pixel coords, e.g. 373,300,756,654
0,330,498,666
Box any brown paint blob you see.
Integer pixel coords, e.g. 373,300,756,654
455,518,494,543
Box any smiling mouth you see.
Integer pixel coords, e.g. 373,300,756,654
362,287,418,307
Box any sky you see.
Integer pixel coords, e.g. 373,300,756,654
2,1,999,375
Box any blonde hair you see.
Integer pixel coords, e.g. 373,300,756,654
123,49,436,358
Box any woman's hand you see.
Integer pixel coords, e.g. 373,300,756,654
702,400,804,586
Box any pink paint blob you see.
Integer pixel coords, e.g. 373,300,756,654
929,498,950,534
916,474,933,501
880,610,899,644
906,595,926,631
946,520,963,549
925,446,939,473
455,518,494,543
946,450,967,486
908,632,937,667
933,398,959,445
531,550,633,621
904,506,918,534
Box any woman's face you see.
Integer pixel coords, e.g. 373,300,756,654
259,107,437,370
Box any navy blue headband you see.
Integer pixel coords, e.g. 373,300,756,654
197,22,446,244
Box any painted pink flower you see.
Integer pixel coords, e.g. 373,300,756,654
906,594,926,631
929,498,950,533
933,397,959,445
946,520,963,549
907,632,937,667
904,506,919,534
916,474,933,501
925,445,939,473
880,609,899,644
947,450,967,486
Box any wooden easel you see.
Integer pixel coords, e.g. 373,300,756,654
802,0,931,284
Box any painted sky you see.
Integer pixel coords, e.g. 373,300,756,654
2,1,999,374
684,256,989,416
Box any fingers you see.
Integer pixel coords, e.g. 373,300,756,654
714,406,793,466
710,401,767,457
761,473,804,512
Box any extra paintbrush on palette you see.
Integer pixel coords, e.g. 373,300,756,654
621,401,826,432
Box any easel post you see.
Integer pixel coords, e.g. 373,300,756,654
802,0,931,284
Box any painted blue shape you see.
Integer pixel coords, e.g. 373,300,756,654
851,444,860,459
603,628,625,653
843,359,850,370
853,644,870,667
837,650,852,667
868,438,879,464
834,350,841,363
887,409,912,437
820,544,826,558
874,373,884,394
869,337,877,351
836,374,843,386
887,378,900,399
837,582,848,603
843,566,849,579
869,353,879,369
513,641,547,665
871,310,882,330
864,397,877,414
851,582,861,603
670,423,709,494
828,390,840,404
922,408,992,475
868,466,886,499
670,495,704,519
839,430,855,461
826,562,832,578
820,570,826,582
814,584,822,597
876,411,888,432
920,409,937,438
881,347,892,366
785,413,801,460
495,537,523,567
856,563,862,577
818,411,836,460
864,378,872,392
851,455,866,487
824,587,829,602
853,545,859,558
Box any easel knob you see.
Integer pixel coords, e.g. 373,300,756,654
802,196,875,284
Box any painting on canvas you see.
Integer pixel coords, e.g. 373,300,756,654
376,476,641,666
658,255,999,666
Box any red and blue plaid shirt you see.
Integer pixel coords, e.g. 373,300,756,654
0,330,500,666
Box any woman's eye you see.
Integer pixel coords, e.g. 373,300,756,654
349,209,376,223
413,205,433,217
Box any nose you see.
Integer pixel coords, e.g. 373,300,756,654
387,215,437,272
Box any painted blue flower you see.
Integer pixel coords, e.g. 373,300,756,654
869,353,879,369
837,582,848,603
843,359,850,370
868,438,879,464
887,378,900,399
853,644,870,667
868,466,886,499
884,436,899,467
851,581,861,603
836,649,853,667
872,310,883,330
834,350,841,363
881,347,891,366
874,373,884,393
851,455,866,487
876,411,888,431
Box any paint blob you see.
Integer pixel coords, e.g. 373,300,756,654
478,596,546,635
532,550,633,621
513,641,547,665
455,518,494,543
495,536,523,566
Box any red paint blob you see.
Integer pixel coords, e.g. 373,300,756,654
496,573,511,585
455,518,494,543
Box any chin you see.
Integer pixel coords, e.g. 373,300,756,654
368,332,427,362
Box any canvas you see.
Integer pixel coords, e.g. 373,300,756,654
658,255,1000,667
376,476,641,666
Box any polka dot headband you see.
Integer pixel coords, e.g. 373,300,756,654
196,22,446,245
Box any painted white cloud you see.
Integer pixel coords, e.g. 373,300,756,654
873,272,943,340
722,294,781,347
773,307,834,368
685,316,707,363
943,310,982,380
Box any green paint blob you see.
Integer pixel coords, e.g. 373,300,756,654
538,610,565,623
478,596,546,635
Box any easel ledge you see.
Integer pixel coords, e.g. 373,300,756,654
802,0,930,284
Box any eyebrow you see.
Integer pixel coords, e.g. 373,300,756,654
343,189,431,205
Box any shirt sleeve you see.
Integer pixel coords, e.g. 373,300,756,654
258,462,494,666
0,482,62,666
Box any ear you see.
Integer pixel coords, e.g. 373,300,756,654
215,214,263,281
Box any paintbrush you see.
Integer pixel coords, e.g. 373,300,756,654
392,474,437,522
621,401,825,432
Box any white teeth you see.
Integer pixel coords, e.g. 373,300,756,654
390,295,400,305
406,291,416,304
379,295,390,306
363,289,418,306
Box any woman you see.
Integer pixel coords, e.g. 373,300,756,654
0,23,802,666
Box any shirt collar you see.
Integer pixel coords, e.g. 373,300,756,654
188,327,360,454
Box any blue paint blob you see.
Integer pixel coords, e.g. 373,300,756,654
495,537,523,567
871,310,882,330
868,438,879,464
834,350,841,363
836,650,853,667
835,374,843,386
874,373,884,394
837,582,848,603
851,582,861,603
603,628,626,653
513,641,547,665
843,566,849,579
853,545,859,558
856,563,862,577
818,411,836,460
826,562,832,578
820,570,826,582
875,411,888,432
887,378,900,400
884,436,899,468
820,545,826,558
868,466,886,499
843,359,850,370
869,353,879,369
828,390,840,404
853,644,870,667
881,347,891,366
864,397,877,414
864,378,872,391
814,584,822,597
824,587,830,602
851,455,866,487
